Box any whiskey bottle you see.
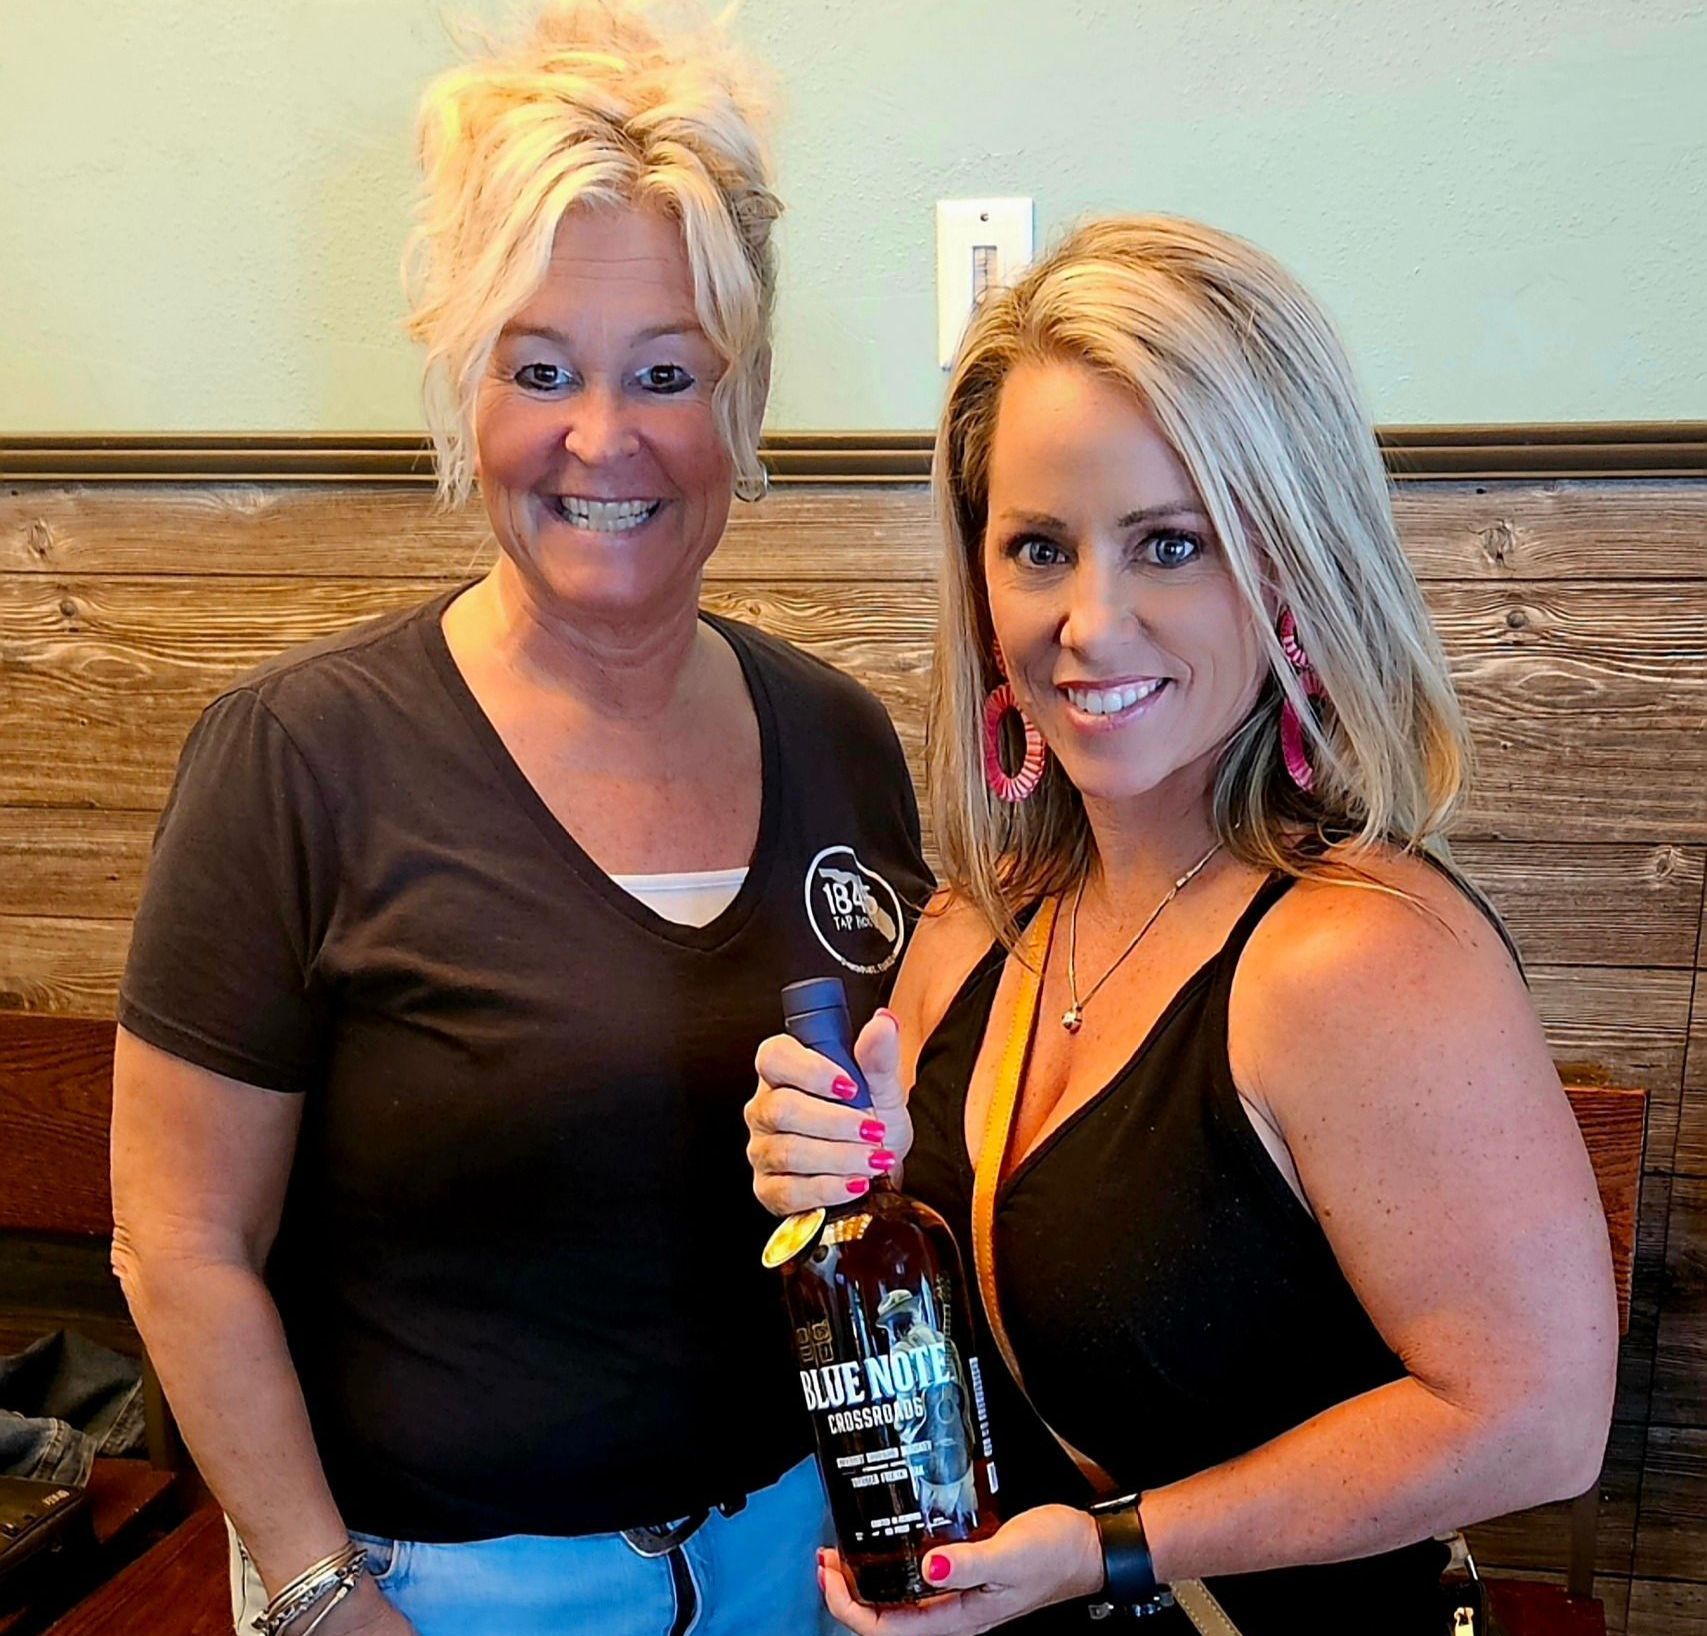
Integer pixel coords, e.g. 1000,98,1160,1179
763,977,1001,1606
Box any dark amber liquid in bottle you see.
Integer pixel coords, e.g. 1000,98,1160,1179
774,980,1001,1607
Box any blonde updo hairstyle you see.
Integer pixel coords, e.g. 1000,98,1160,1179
931,215,1475,945
404,0,781,506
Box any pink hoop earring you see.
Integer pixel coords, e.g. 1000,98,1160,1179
983,681,1047,803
1277,608,1327,793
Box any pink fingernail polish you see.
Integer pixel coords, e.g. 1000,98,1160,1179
845,1176,870,1196
877,1007,899,1024
831,1077,859,1101
869,1149,896,1173
859,1119,887,1144
926,1555,951,1583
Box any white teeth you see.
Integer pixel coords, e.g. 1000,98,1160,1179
553,497,661,533
1064,678,1167,716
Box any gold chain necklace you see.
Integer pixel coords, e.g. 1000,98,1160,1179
1061,841,1224,1033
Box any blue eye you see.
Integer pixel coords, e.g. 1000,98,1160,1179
514,363,572,393
639,363,694,394
1147,531,1203,568
1012,535,1068,568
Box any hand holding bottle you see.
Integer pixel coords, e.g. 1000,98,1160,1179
759,979,1002,1606
814,1505,1105,1635
745,1006,912,1217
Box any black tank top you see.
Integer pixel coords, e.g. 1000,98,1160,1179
904,875,1448,1634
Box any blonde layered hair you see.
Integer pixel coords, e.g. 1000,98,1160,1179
404,0,781,505
931,215,1474,945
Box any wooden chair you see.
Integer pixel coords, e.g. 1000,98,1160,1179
1479,1076,1647,1635
0,1013,180,1464
0,1011,216,1636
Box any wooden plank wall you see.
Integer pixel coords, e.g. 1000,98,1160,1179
2,477,1705,1631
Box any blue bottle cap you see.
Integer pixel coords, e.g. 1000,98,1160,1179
781,977,849,1023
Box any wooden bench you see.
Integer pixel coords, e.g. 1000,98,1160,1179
0,1014,219,1636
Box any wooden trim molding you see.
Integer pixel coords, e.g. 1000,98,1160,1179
1377,423,1707,481
1,424,1704,485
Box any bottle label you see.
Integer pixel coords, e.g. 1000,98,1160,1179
796,1295,985,1537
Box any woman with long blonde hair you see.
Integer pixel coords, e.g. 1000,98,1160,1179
747,215,1615,1633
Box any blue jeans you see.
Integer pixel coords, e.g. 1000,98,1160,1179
231,1455,842,1636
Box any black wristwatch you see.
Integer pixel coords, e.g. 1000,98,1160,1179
1087,1495,1174,1621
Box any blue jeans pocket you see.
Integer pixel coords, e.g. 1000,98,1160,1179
350,1530,410,1588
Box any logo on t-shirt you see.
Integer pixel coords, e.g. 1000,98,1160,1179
805,845,906,975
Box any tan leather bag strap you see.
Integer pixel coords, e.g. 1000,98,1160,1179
969,896,1240,1636
970,899,1110,1478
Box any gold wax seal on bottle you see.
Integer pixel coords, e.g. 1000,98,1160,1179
761,1207,826,1269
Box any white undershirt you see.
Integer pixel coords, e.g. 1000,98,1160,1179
609,866,749,928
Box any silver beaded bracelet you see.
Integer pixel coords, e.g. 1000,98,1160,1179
253,1541,368,1636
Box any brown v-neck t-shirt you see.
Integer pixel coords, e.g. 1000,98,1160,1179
120,587,932,1542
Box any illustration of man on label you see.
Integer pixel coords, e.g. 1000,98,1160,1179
875,1288,976,1532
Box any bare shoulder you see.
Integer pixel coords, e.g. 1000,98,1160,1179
889,889,1002,1081
1247,844,1518,1002
1231,844,1549,1122
1225,849,1616,1420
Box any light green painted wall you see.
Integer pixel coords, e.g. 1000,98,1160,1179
4,0,1703,433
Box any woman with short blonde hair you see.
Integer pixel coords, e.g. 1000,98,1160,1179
405,0,780,508
750,216,1615,1633
112,6,929,1635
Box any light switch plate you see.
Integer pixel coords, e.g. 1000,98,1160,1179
936,198,1034,368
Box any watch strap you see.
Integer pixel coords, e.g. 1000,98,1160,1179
1092,1498,1162,1604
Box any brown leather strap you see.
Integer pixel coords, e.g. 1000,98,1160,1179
968,894,1239,1635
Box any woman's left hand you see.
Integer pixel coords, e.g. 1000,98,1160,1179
818,1505,1105,1635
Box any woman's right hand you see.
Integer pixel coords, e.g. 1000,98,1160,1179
746,1008,911,1217
311,1573,420,1636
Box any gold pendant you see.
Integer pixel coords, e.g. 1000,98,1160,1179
1061,1006,1083,1034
